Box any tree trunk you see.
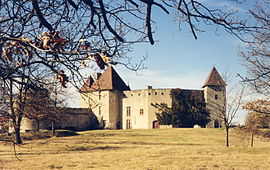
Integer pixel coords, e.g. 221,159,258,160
251,132,254,147
226,127,229,147
15,127,22,144
51,121,55,136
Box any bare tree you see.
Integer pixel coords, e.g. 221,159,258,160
47,80,67,136
223,85,245,147
23,77,68,135
240,0,270,94
1,79,31,144
0,0,255,91
0,61,49,144
24,89,51,131
0,0,256,145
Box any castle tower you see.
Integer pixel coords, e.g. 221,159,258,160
80,66,130,129
202,67,226,128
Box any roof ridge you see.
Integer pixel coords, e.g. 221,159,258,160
80,66,130,92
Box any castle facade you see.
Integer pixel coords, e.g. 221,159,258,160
80,66,226,129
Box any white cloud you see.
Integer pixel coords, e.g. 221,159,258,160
117,67,208,90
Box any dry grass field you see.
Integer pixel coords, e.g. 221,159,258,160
0,128,270,170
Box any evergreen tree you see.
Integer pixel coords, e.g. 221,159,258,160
156,89,210,128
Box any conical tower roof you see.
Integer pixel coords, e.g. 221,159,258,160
80,66,130,92
202,67,226,88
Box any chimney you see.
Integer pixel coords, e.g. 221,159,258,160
94,72,102,80
145,86,152,89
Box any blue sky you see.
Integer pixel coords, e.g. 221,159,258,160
116,0,253,89
68,0,255,123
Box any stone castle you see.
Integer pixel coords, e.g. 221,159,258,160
11,66,226,132
80,66,226,129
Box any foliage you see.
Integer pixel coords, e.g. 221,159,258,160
156,103,173,125
156,89,210,128
244,99,270,115
171,89,210,127
240,110,270,147
245,111,270,128
243,99,270,146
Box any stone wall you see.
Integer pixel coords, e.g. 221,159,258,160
80,90,121,129
204,86,226,128
14,108,96,132
122,87,172,129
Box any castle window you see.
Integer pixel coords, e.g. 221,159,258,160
138,93,140,96
155,92,157,95
126,106,131,116
126,119,131,129
215,95,218,100
149,93,151,95
99,92,101,100
161,92,164,95
140,109,144,115
99,106,102,115
131,94,133,97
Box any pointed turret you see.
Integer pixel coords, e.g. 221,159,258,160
202,67,226,88
203,67,226,128
80,66,130,92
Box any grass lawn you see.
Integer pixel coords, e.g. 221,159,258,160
0,128,270,170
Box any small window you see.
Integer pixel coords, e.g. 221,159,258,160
131,94,133,97
99,92,101,100
138,93,140,96
99,106,102,115
155,92,157,95
161,92,164,95
126,119,131,129
126,106,131,116
215,95,218,100
149,93,151,95
140,109,144,115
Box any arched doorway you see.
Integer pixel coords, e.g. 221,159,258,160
214,120,220,128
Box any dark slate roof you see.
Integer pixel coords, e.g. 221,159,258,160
80,66,130,92
202,67,226,88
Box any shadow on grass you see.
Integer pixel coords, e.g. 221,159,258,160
54,130,80,137
89,133,117,137
68,145,121,151
0,145,122,157
90,141,204,146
